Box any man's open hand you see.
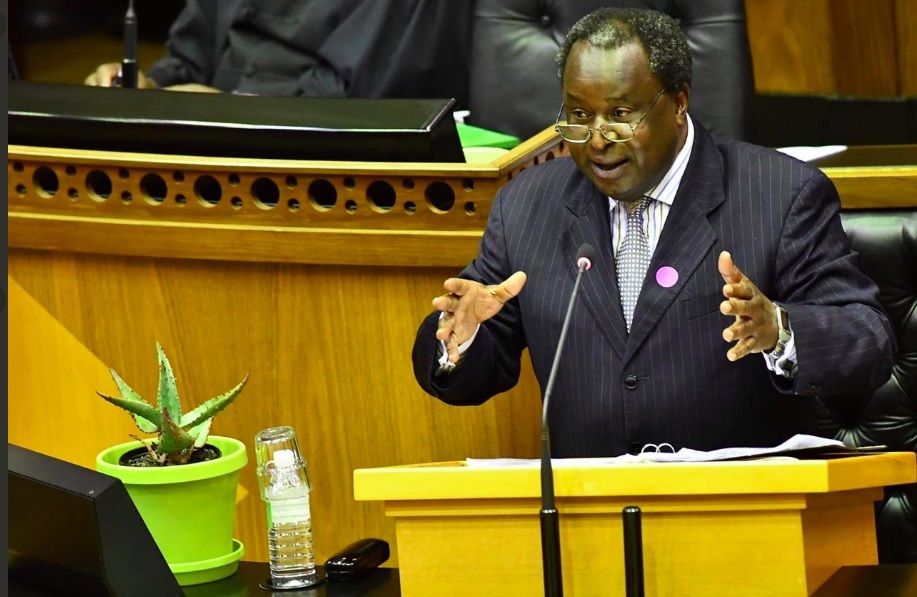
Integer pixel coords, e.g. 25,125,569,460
433,272,527,363
718,251,779,361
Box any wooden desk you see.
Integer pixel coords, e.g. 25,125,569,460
809,144,917,209
812,564,917,596
354,454,917,597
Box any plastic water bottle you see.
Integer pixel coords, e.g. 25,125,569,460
255,426,324,590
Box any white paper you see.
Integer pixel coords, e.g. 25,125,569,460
465,434,848,468
775,145,847,162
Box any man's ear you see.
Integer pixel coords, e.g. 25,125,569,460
674,85,690,123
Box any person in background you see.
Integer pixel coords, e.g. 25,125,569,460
84,0,470,105
411,7,895,458
9,44,20,80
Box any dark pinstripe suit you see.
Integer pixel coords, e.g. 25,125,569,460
413,121,895,457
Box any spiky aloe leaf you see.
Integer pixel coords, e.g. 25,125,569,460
97,391,163,429
108,368,159,433
189,417,213,449
158,408,195,464
156,343,182,423
179,374,249,430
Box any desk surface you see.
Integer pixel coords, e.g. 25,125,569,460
202,563,917,597
9,563,401,597
10,562,917,596
184,563,401,597
354,453,916,501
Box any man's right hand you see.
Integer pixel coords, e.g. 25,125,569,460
433,272,527,364
84,63,156,88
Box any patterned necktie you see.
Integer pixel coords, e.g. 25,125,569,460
616,196,653,332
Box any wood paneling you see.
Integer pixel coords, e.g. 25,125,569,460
746,0,912,98
896,0,917,96
7,250,543,565
829,0,898,97
745,0,836,94
6,129,566,267
7,276,132,464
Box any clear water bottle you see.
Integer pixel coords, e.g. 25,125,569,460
254,425,324,590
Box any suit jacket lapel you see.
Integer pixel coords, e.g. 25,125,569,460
623,124,727,365
561,177,629,358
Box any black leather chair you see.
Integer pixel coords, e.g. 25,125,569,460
817,210,917,563
467,0,756,141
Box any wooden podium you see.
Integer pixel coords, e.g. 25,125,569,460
354,453,916,597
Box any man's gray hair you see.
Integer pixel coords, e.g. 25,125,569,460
556,8,692,91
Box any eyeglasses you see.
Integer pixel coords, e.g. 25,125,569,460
554,88,665,144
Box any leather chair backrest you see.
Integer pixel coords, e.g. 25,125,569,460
468,0,756,141
822,210,917,563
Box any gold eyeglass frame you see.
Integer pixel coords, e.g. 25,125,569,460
554,88,666,144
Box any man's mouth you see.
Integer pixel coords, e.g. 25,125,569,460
591,158,628,178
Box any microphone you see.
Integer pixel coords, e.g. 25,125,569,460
539,242,595,597
118,1,139,88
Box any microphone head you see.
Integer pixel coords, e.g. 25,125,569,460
575,243,596,271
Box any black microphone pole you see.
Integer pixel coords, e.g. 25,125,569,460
119,1,139,88
539,243,595,597
623,506,646,597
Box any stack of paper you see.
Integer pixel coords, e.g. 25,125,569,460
465,434,886,468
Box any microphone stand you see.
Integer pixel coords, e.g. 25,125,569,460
622,506,645,597
539,254,591,597
119,1,139,88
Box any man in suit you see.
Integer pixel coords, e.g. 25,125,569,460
83,0,470,105
412,7,895,458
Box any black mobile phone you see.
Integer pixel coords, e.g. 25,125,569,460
324,538,390,582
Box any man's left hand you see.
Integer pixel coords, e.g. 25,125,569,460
718,251,779,361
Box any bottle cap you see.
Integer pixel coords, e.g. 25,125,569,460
274,448,296,467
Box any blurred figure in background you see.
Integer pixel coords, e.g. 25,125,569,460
84,0,470,106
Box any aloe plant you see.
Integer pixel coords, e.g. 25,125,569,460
98,342,248,465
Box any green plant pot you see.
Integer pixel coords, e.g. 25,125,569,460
96,436,248,586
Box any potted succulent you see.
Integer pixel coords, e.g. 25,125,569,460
95,342,249,586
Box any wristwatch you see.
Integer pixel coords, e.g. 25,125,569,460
771,303,792,358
